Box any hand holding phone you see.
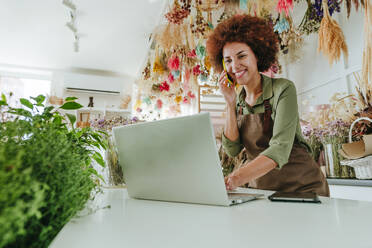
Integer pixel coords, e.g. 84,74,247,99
222,59,235,88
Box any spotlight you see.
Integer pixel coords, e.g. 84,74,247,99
62,0,76,10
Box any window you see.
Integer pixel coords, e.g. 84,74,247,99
0,76,51,110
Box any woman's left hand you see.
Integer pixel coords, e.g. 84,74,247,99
224,173,240,191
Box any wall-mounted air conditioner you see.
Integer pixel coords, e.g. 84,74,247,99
63,72,124,96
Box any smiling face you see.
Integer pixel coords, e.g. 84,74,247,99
222,42,259,85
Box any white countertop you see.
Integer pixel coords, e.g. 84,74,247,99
50,188,372,248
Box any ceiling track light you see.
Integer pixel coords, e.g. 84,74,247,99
66,21,77,33
62,0,76,11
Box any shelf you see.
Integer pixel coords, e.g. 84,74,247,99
77,107,131,113
327,178,372,187
200,101,226,105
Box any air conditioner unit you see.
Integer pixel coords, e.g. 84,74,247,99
63,72,124,95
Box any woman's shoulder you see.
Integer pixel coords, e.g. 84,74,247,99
271,77,297,94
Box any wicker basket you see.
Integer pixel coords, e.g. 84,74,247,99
340,117,372,179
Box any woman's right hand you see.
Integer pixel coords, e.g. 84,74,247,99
218,71,237,107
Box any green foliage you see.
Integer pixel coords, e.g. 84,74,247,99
0,95,108,248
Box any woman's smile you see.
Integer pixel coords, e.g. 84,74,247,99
234,69,247,79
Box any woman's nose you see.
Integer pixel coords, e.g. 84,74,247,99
230,59,238,72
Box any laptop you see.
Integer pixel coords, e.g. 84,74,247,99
112,112,263,206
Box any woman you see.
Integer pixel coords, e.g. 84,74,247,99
206,14,329,196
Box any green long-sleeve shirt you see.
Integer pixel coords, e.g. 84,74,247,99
221,74,311,168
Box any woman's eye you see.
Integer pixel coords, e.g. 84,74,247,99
238,55,246,59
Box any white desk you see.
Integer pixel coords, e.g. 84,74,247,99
50,188,372,248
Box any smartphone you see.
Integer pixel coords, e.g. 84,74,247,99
222,59,235,87
268,191,321,203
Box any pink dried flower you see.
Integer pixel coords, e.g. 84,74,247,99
159,81,170,92
192,65,201,76
187,49,197,58
167,54,180,71
187,91,195,99
276,0,293,16
183,96,190,104
156,99,163,109
168,73,175,83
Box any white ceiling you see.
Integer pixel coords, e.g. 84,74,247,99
0,0,165,78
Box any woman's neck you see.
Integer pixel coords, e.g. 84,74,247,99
243,72,262,97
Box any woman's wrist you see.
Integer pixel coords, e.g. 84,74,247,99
226,102,236,111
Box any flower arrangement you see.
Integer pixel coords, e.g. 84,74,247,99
301,92,359,178
90,116,141,185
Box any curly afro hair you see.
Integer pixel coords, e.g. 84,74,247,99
206,14,278,73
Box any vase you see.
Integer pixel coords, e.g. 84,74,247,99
323,143,341,178
105,136,125,185
88,96,94,107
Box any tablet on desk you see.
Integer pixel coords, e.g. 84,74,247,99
268,191,321,203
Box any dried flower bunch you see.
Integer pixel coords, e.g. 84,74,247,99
142,60,151,80
198,0,225,11
165,0,191,25
299,0,341,34
277,15,304,63
245,0,276,17
190,4,211,38
90,116,141,132
345,0,365,18
318,0,348,65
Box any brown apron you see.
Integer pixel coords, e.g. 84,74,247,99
237,100,330,197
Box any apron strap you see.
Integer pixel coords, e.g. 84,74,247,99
238,105,243,116
263,100,272,132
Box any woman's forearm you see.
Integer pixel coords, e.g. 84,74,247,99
227,155,278,188
224,104,239,141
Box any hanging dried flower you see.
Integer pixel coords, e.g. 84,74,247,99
171,70,180,78
183,96,190,104
345,0,366,18
192,65,202,75
187,91,196,99
156,99,163,109
204,55,211,72
159,81,170,92
278,15,304,63
153,47,165,74
274,16,290,34
168,73,175,83
165,0,191,25
143,97,152,105
175,95,183,103
318,0,348,65
190,5,210,38
134,99,142,110
142,60,151,80
195,43,206,60
199,72,208,82
299,0,341,35
152,83,161,92
187,49,197,58
167,54,180,71
276,0,293,16
155,23,187,52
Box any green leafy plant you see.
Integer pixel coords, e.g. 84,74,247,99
0,94,108,248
